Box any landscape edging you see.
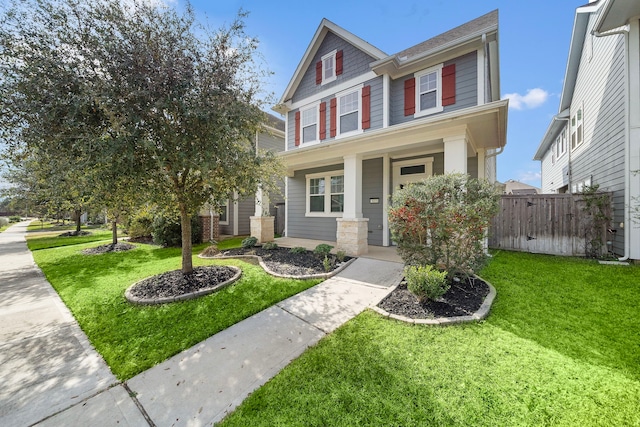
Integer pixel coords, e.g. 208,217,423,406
371,275,497,325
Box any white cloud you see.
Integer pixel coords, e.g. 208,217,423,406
504,88,549,110
518,171,542,184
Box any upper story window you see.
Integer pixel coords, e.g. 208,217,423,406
336,86,362,137
414,64,444,118
571,106,583,151
301,105,318,144
321,50,337,85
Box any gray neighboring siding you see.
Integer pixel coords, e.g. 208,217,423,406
287,164,343,241
292,32,377,104
258,131,285,153
390,51,478,126
362,158,384,245
287,110,296,151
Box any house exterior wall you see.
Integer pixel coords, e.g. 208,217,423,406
291,32,377,104
389,51,478,126
567,13,626,255
361,158,384,245
287,163,343,241
540,124,570,193
258,131,285,153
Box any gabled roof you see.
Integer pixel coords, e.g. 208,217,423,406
263,112,285,132
534,1,602,160
370,10,499,79
276,19,387,108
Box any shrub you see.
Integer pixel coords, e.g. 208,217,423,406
388,173,499,278
127,209,154,239
0,217,8,227
262,241,278,250
314,244,333,258
404,265,449,302
152,215,202,247
200,243,219,257
323,255,333,272
336,250,346,263
241,236,258,249
9,215,21,223
289,246,307,254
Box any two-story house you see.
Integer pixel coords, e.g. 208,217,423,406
273,11,508,256
533,0,640,260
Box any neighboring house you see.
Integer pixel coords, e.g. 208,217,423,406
200,114,286,241
273,11,508,255
499,179,541,195
533,0,640,260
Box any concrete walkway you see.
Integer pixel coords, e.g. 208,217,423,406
0,222,403,426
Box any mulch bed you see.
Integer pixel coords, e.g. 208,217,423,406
377,276,490,319
59,230,92,237
127,266,238,300
218,247,351,276
82,242,136,255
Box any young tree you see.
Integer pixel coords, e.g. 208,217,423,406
1,0,282,274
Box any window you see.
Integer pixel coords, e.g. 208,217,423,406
571,107,583,150
559,129,567,155
321,50,337,85
219,200,229,225
306,170,344,216
414,65,443,117
337,87,361,137
301,105,318,144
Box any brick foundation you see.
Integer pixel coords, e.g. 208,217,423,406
199,214,220,242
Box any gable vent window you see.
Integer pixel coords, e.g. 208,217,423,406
316,50,343,85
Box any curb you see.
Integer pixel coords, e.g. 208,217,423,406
124,266,242,305
371,276,497,325
198,253,357,280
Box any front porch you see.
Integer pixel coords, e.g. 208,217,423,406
274,236,403,263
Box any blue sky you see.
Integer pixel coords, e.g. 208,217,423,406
179,0,584,188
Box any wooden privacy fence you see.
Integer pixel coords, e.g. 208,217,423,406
489,193,612,256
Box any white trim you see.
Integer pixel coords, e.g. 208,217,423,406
284,177,289,236
321,50,337,85
289,71,378,110
305,170,345,217
414,64,444,118
336,84,364,139
477,47,485,104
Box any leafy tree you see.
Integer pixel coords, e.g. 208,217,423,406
388,174,500,278
1,0,282,273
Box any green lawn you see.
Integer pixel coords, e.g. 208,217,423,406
28,235,320,380
219,251,640,426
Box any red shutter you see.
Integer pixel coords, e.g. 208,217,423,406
315,61,322,85
295,111,301,146
330,98,337,137
404,78,415,116
336,50,343,76
319,102,327,140
442,64,456,106
362,85,371,130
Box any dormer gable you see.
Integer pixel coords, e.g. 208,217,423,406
274,19,387,113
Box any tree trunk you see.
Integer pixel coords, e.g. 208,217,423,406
180,203,193,274
112,220,118,244
75,209,81,233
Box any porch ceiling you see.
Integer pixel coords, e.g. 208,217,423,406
280,100,508,174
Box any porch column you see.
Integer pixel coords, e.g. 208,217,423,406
250,186,274,243
443,134,468,174
337,154,368,256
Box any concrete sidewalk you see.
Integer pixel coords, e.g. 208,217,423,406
0,222,403,426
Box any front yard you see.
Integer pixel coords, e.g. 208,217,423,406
218,251,640,426
25,228,640,425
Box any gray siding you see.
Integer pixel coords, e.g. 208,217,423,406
367,76,384,131
292,32,377,104
237,198,254,236
390,51,478,126
362,158,384,245
287,164,343,241
258,131,285,153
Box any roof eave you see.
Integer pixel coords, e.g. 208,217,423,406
595,0,640,32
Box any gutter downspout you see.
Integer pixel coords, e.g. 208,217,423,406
553,112,571,193
593,25,630,260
